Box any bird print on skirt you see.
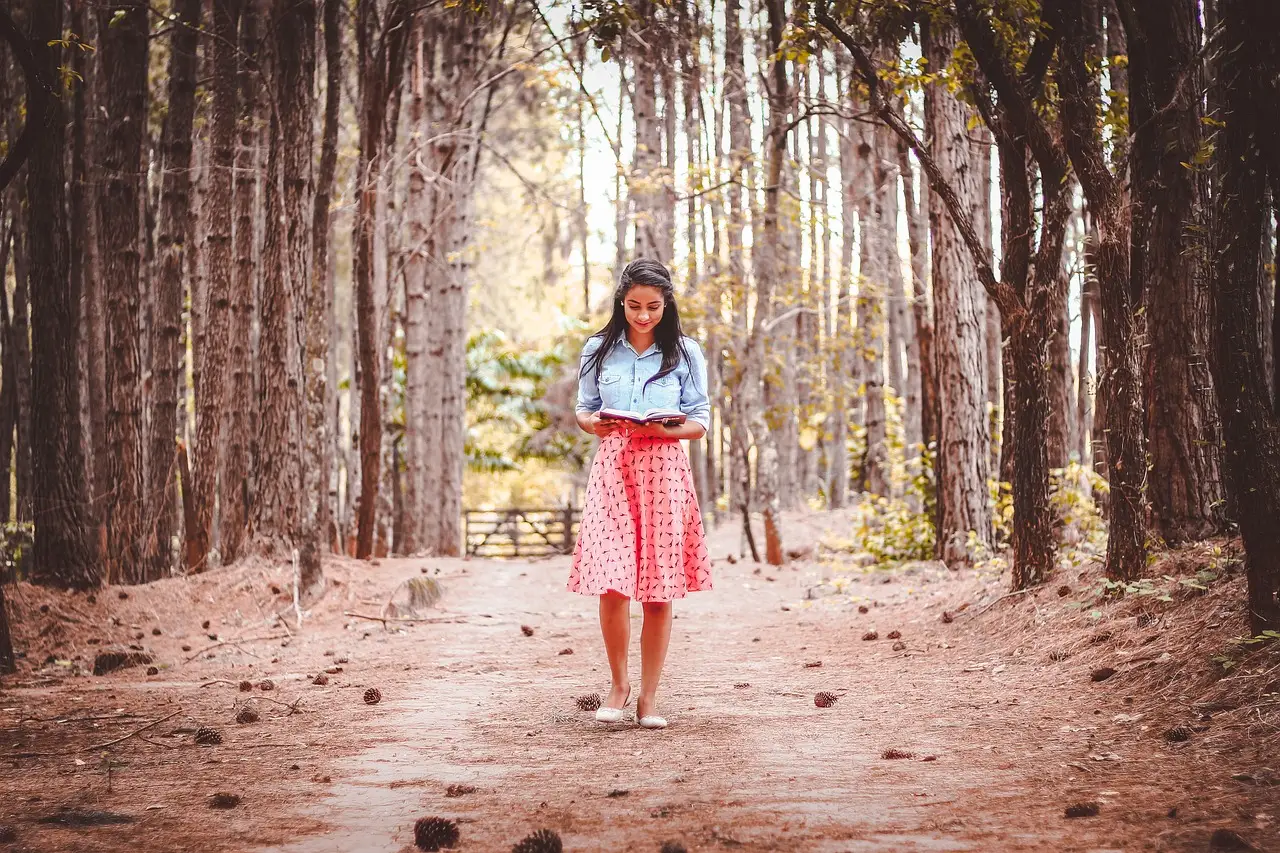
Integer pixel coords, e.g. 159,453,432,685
568,432,712,602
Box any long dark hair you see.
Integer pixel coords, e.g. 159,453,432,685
581,258,693,390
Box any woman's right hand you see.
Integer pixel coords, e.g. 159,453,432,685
587,412,628,438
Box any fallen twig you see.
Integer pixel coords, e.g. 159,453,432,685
974,587,1036,616
183,634,290,663
199,679,237,689
343,611,463,625
243,695,304,714
88,709,183,751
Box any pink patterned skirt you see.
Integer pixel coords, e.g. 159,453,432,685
568,433,712,602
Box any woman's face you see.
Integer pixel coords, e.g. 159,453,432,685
623,285,665,335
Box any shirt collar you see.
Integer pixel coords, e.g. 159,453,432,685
621,338,660,359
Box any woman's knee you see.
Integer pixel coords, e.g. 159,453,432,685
641,600,671,617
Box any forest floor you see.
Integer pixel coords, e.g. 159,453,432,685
2,509,1278,853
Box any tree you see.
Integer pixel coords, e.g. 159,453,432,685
1056,0,1148,580
222,2,260,565
151,0,202,577
189,0,241,572
96,0,149,583
1209,0,1280,633
23,1,97,588
1120,0,1226,545
255,0,317,561
922,16,991,566
354,0,413,559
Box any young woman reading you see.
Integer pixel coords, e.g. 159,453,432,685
569,258,713,730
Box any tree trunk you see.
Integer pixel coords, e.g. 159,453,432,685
150,0,201,578
924,20,992,567
1210,0,1280,632
631,0,668,266
1077,270,1095,463
1059,1,1147,581
222,3,259,564
855,111,888,496
8,221,32,524
189,0,241,572
0,226,13,526
256,0,315,565
354,0,412,559
899,139,934,457
1047,261,1073,471
829,59,854,510
97,0,149,584
26,0,98,587
1123,0,1226,544
68,0,95,512
401,22,428,557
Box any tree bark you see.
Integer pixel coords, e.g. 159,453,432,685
898,139,934,457
222,3,259,565
256,0,316,566
1058,0,1147,581
631,0,667,266
1123,0,1226,544
924,19,992,566
354,0,412,559
151,0,201,578
1210,0,1280,632
189,0,241,572
97,0,149,584
402,21,429,556
8,219,32,524
854,110,888,496
829,58,854,510
25,0,98,587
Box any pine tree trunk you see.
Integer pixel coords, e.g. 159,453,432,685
0,227,13,526
69,0,95,510
354,0,412,559
1047,263,1073,471
401,23,429,557
899,140,933,457
189,0,241,572
150,0,201,578
1077,271,1095,463
255,0,315,566
9,224,32,524
1124,0,1226,544
26,0,98,587
830,60,855,510
97,0,149,584
222,4,259,564
924,20,992,567
855,111,888,496
1210,0,1280,633
1059,2,1147,581
630,0,668,266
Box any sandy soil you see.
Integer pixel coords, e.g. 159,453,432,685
1,510,1277,853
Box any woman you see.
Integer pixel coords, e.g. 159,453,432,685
569,258,713,730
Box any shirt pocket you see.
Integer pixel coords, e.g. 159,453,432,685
650,375,681,408
597,371,623,408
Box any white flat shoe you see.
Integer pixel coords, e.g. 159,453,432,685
595,687,631,723
637,715,668,730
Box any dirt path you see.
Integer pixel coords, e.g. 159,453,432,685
3,513,1277,852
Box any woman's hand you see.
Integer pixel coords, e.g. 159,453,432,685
585,412,630,438
628,421,672,439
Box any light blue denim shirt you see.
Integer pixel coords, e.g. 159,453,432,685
576,335,712,430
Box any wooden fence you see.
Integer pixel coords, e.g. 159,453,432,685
463,507,581,558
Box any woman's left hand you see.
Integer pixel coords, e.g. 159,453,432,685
629,421,671,439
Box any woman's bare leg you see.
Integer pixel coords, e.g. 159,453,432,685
637,600,672,719
599,591,631,707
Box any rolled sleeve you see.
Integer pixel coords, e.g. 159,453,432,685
679,339,712,430
575,336,604,416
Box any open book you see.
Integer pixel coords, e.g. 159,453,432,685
598,407,687,425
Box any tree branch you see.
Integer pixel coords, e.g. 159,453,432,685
0,11,45,195
815,0,1024,322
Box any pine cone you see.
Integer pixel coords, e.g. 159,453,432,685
236,706,259,724
881,748,915,760
195,726,223,745
814,691,838,708
660,843,689,853
862,630,879,641
512,829,563,853
313,673,330,686
258,679,275,691
413,816,460,851
886,630,902,640
521,625,535,637
239,680,253,692
574,693,602,712
363,687,382,705
208,792,241,809
445,784,477,798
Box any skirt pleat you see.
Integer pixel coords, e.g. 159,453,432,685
568,433,712,602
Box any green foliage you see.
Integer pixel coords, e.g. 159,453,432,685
0,522,35,582
855,496,937,566
464,330,566,473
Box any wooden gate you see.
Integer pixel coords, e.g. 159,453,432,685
464,507,581,557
